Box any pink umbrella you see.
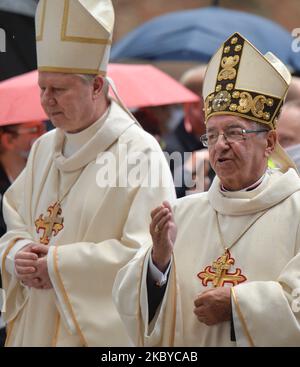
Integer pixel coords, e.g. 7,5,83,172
0,64,199,125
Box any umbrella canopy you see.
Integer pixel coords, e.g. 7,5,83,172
0,0,38,17
108,63,199,107
111,6,300,73
0,64,199,125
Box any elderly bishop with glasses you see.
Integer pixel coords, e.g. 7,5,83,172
113,33,300,347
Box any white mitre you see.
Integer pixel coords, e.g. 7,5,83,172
35,0,114,76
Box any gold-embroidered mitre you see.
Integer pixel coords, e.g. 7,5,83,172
203,32,291,129
35,0,114,76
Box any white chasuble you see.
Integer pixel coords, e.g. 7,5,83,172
113,169,300,347
0,101,176,346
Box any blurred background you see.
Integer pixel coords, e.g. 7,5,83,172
113,0,300,42
0,0,300,81
112,0,300,78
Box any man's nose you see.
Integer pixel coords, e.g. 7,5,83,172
214,133,230,150
47,98,56,107
41,89,56,106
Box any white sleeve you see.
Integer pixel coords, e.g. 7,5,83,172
3,239,32,275
231,291,251,347
148,254,172,286
47,246,76,334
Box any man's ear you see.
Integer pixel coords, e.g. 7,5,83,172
92,76,105,99
265,130,277,157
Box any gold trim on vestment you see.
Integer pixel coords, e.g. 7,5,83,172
4,318,16,347
1,238,21,281
231,287,255,347
52,312,61,347
137,252,146,346
53,246,87,346
169,253,177,346
1,238,24,347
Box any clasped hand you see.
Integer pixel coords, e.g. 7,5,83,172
193,287,231,326
14,244,53,289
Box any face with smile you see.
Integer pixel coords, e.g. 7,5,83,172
206,115,276,190
38,72,105,133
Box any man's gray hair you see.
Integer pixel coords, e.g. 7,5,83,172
246,119,271,131
76,74,109,96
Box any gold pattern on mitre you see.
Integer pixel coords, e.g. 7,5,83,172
35,0,115,75
212,90,231,112
202,32,291,130
217,55,239,81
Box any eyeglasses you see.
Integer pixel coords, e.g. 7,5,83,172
200,127,269,147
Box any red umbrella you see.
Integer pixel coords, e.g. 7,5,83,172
0,64,199,125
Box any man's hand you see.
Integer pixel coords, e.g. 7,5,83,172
194,287,231,326
15,243,39,285
14,243,53,289
150,201,177,273
31,245,53,289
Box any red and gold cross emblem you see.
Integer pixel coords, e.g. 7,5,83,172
35,202,64,245
197,249,247,287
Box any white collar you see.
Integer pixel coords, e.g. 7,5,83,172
63,107,110,158
221,171,267,192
